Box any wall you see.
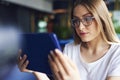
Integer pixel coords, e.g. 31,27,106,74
4,0,53,13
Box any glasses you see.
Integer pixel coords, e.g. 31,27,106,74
71,16,95,28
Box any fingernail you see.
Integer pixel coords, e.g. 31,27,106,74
50,50,53,54
19,56,22,60
23,54,27,58
49,51,55,61
48,55,52,61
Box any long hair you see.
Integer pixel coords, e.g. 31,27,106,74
71,0,120,44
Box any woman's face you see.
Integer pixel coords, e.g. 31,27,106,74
73,5,101,42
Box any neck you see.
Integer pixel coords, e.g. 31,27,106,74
80,35,111,63
81,36,110,54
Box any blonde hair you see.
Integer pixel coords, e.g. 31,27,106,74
71,0,120,44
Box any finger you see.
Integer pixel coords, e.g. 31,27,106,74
54,49,72,74
18,49,22,61
20,60,30,72
20,60,33,73
48,55,58,72
48,55,61,80
64,54,78,71
18,54,27,68
22,60,29,69
50,51,66,80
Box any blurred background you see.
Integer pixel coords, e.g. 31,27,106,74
0,0,120,45
0,0,120,80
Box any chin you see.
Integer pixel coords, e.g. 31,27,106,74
81,39,90,42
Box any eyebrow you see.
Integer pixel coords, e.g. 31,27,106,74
73,13,92,18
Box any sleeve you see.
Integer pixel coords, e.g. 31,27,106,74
108,52,120,77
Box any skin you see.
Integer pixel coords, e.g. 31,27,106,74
18,49,50,80
73,5,120,80
73,5,110,63
17,5,120,80
48,49,80,80
18,49,80,80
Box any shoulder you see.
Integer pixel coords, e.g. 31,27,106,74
65,41,75,47
63,41,80,56
63,42,75,52
64,41,79,48
111,42,120,46
109,43,120,55
110,43,120,52
108,43,120,62
108,43,120,77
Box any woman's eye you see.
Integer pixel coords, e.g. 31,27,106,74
84,17,92,21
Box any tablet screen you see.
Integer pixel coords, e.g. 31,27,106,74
21,33,61,75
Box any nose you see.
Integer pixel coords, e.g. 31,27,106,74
78,22,85,30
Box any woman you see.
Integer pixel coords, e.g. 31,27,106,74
18,0,120,80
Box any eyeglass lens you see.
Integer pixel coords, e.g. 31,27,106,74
71,16,94,28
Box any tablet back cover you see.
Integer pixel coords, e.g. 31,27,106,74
21,33,61,75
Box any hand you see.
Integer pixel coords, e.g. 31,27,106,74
48,49,80,80
32,72,50,80
17,49,50,80
17,49,33,73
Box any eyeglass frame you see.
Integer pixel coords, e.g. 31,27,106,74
71,16,95,28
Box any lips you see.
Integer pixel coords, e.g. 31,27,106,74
80,32,86,34
79,32,88,37
80,32,86,35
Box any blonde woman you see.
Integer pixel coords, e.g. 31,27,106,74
18,0,120,80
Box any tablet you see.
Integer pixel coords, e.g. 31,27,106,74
21,33,61,75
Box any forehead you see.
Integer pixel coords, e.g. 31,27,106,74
73,5,90,17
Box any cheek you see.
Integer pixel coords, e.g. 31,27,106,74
90,21,100,34
90,26,101,39
87,25,101,40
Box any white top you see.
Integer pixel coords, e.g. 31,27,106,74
63,42,120,80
